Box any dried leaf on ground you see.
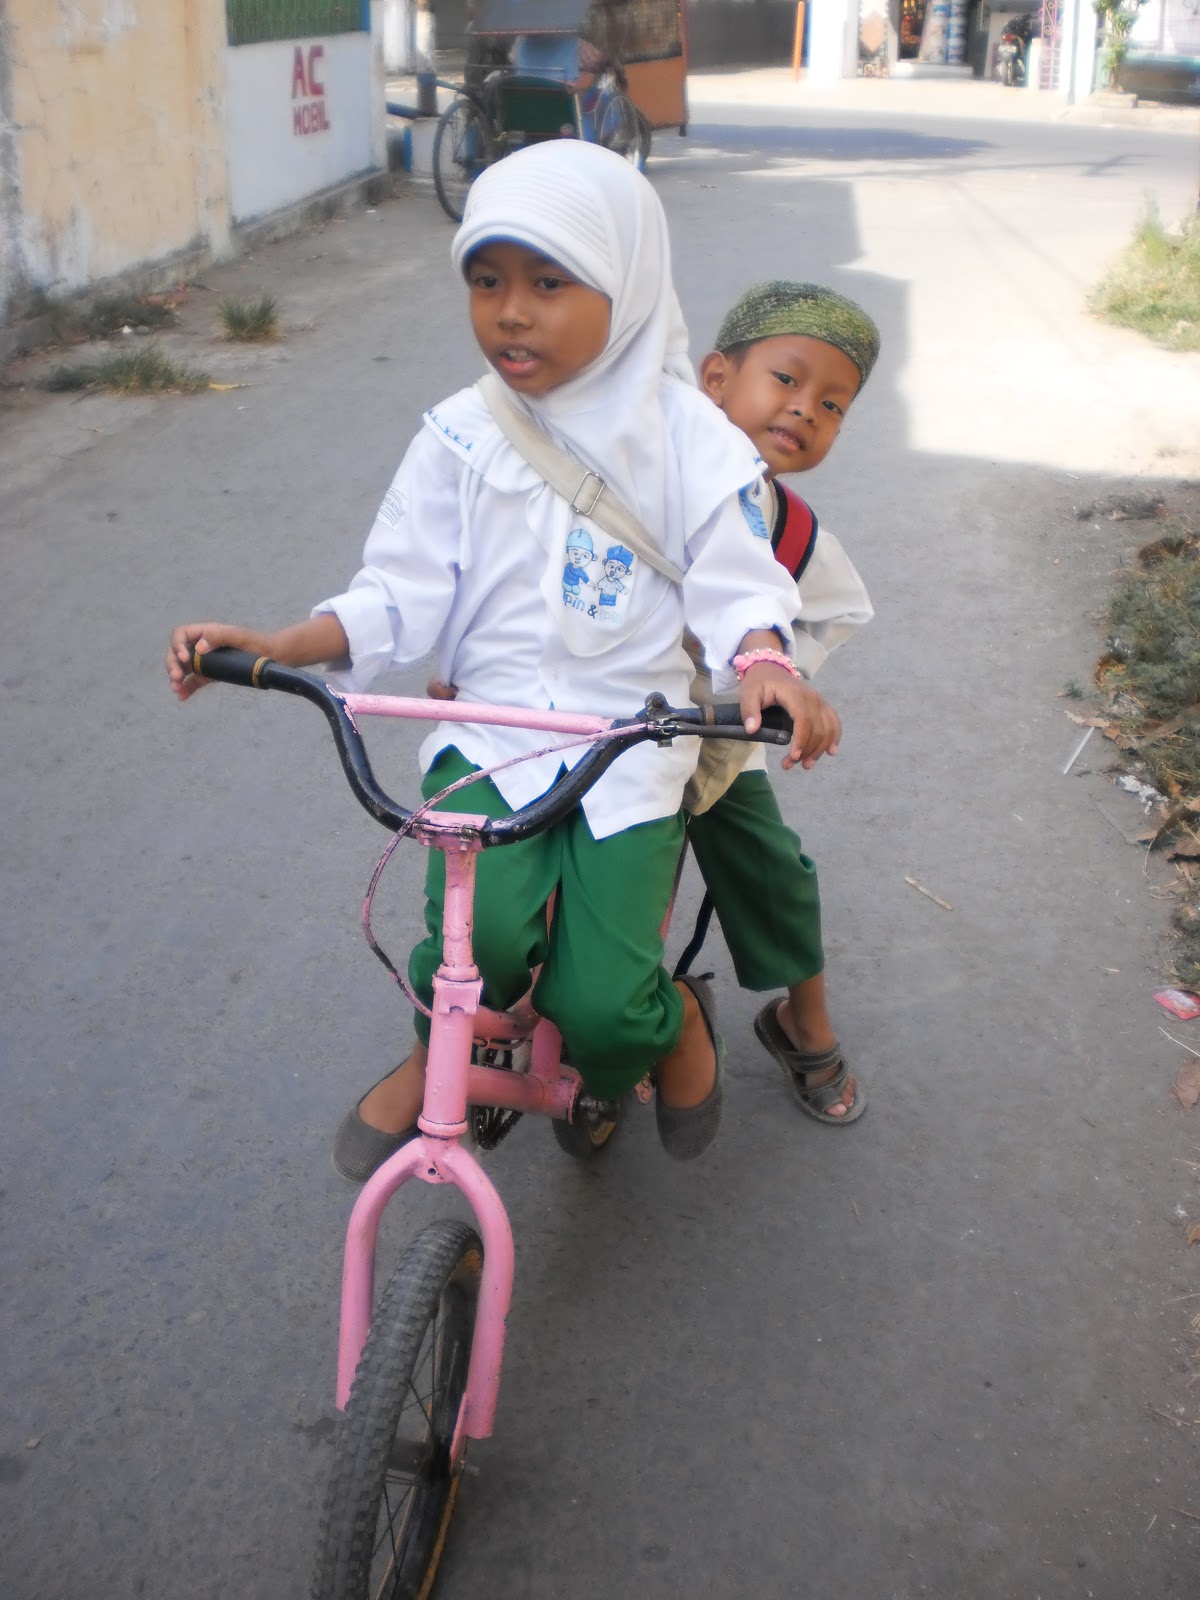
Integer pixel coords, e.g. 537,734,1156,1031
1063,711,1113,729
1168,839,1200,861
1171,1059,1200,1109
1187,1223,1200,1246
1138,803,1200,848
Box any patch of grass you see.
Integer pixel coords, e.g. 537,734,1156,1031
42,346,209,395
24,289,179,343
1090,204,1200,351
1173,886,1200,991
82,295,178,337
1101,519,1200,795
217,293,280,342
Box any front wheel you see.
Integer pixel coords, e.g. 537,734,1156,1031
312,1219,482,1600
432,98,494,222
596,92,646,171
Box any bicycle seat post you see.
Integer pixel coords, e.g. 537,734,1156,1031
418,831,485,1140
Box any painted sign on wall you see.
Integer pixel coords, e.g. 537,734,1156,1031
293,43,333,133
225,34,376,223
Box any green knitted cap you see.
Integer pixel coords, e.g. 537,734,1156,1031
714,281,881,387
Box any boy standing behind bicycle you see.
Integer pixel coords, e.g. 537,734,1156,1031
686,282,879,1125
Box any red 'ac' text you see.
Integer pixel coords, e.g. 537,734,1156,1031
293,45,332,136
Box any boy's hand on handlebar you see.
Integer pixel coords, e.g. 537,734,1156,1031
740,666,841,771
166,623,274,701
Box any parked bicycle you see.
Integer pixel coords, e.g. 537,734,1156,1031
183,645,791,1599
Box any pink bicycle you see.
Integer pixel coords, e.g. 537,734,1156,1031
185,646,791,1600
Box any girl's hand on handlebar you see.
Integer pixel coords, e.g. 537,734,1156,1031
166,622,274,701
166,613,351,701
739,665,841,771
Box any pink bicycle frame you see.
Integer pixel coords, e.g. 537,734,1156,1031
333,693,618,1454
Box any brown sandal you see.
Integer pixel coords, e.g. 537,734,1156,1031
753,1002,866,1126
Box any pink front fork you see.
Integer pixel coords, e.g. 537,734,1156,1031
335,830,577,1444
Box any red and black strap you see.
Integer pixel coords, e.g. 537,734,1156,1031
772,483,819,581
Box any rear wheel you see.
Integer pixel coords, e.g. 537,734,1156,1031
552,1096,623,1160
635,109,652,169
312,1219,481,1600
433,98,494,222
597,92,645,170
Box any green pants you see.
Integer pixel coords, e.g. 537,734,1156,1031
686,769,824,992
409,749,686,1100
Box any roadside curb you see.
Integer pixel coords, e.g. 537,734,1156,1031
1,168,390,366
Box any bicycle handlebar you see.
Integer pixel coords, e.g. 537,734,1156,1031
185,647,794,843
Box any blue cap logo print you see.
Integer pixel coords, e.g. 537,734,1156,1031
562,527,595,605
561,527,636,624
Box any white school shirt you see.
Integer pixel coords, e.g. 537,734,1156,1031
732,490,873,780
315,404,800,841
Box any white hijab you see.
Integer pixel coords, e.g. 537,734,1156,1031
445,142,763,655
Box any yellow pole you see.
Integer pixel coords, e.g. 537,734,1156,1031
792,1,806,80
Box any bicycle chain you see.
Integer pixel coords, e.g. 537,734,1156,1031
470,1045,524,1151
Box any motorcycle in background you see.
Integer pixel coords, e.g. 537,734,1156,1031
995,11,1038,86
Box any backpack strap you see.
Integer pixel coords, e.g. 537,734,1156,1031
773,483,819,581
477,374,685,587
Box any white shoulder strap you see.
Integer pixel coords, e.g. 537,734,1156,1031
477,374,685,588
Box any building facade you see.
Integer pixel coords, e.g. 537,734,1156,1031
807,0,1105,90
1,1,387,329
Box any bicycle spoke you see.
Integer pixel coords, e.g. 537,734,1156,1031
407,1376,435,1435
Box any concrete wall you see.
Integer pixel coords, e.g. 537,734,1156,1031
1,1,387,330
225,31,381,222
807,0,859,82
3,0,231,322
686,0,799,68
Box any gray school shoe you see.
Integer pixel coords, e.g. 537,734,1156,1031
655,973,725,1161
331,1099,419,1184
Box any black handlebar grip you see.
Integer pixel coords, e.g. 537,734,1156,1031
759,705,794,734
185,646,273,688
706,702,794,735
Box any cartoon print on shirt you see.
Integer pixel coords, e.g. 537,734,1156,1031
595,544,634,619
562,528,595,604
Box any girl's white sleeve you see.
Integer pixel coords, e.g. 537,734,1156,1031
312,431,462,691
792,526,874,680
683,484,799,688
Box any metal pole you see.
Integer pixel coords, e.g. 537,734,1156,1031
792,1,807,79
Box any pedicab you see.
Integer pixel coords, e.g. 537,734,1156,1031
433,0,689,221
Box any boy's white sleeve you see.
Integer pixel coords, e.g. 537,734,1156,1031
791,526,874,680
313,431,462,691
683,485,799,688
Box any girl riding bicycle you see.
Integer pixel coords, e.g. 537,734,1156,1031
166,141,840,1169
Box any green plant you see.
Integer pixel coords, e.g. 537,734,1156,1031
217,293,280,342
1094,0,1148,90
1101,524,1200,795
1090,203,1200,351
42,347,209,395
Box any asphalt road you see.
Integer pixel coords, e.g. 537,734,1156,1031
3,103,1200,1598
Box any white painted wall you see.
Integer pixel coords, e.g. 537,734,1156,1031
1061,0,1100,100
1130,0,1200,56
382,0,414,71
808,0,859,84
225,34,379,224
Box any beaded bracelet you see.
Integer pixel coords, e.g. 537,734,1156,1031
732,647,802,682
